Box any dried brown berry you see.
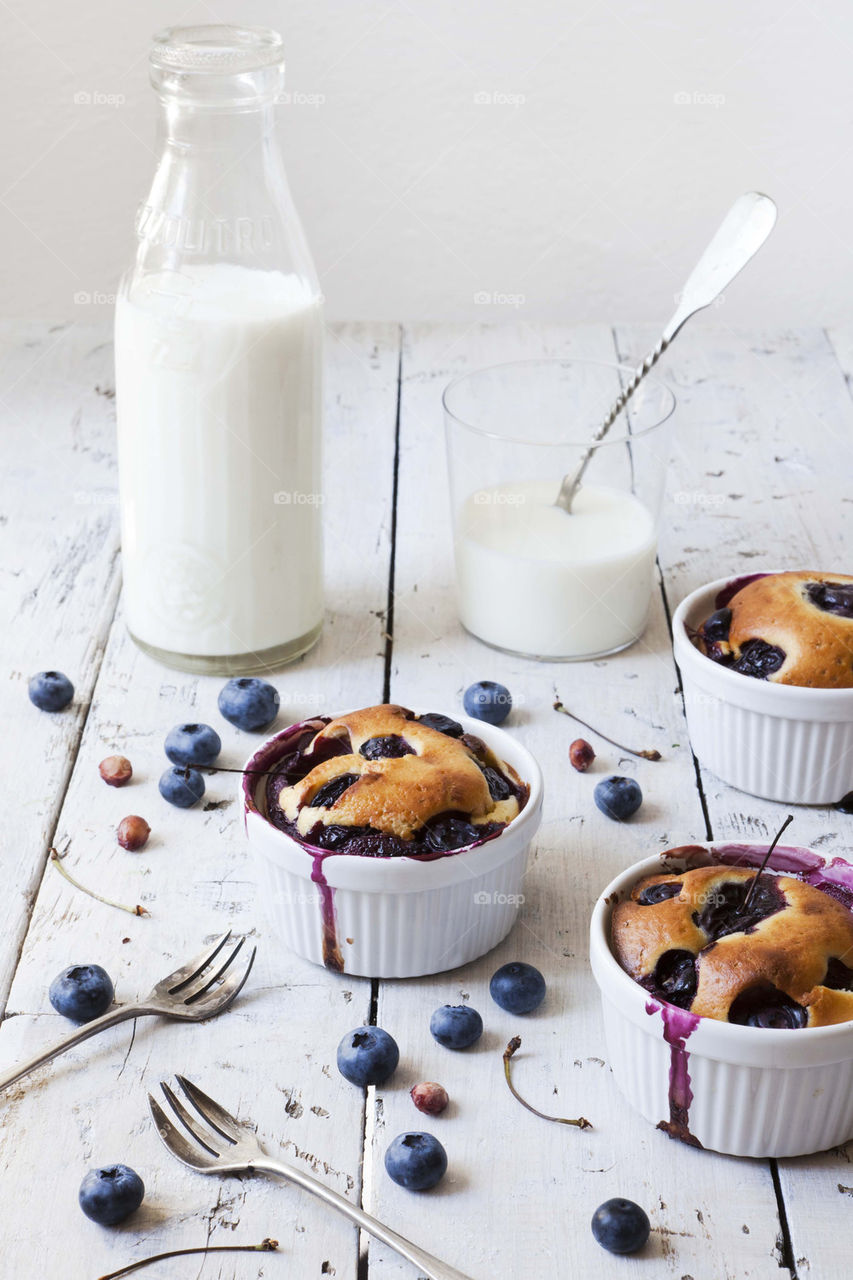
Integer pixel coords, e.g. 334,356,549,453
569,738,595,772
99,755,133,787
410,1081,449,1115
117,816,150,852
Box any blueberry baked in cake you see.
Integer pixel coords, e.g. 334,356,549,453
693,570,853,687
265,704,529,857
612,864,853,1028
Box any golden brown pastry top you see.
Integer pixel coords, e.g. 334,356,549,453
273,704,526,841
696,570,853,688
612,864,853,1028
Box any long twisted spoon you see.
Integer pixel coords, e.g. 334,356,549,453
555,191,777,513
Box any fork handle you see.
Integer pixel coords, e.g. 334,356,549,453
254,1157,475,1280
0,1004,152,1093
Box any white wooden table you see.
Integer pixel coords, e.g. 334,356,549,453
1,318,851,1280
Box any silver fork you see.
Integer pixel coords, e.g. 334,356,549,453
0,931,255,1093
150,1075,476,1280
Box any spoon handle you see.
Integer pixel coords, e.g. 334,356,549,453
555,191,777,512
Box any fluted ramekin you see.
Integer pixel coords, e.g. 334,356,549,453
590,842,853,1158
673,573,853,803
243,712,543,979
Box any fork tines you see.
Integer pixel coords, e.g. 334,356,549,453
149,1075,252,1171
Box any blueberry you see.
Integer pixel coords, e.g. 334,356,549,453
702,607,732,642
79,1165,145,1226
728,985,807,1029
645,949,697,1010
158,765,205,808
806,581,853,619
28,670,74,712
732,639,785,680
489,962,546,1015
637,881,683,905
462,681,512,726
218,677,280,731
164,723,221,767
49,964,114,1023
311,773,359,807
337,1026,400,1086
417,712,464,738
359,735,414,760
384,1132,448,1191
591,1198,650,1254
594,776,643,821
429,1004,483,1050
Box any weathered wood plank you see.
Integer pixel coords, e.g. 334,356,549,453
0,322,400,1277
618,320,853,1280
0,320,121,1015
367,323,785,1279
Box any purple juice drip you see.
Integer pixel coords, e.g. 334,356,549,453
645,999,702,1148
311,852,344,973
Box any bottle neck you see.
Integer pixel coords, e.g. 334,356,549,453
158,96,277,154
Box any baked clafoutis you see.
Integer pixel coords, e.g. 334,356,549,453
612,864,853,1029
693,570,853,687
264,703,529,857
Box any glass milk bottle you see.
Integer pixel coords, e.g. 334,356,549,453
114,25,323,674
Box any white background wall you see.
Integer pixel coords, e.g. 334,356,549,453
2,0,851,325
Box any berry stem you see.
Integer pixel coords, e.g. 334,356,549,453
739,814,794,915
502,1037,591,1129
96,1238,278,1279
553,697,662,761
49,848,149,918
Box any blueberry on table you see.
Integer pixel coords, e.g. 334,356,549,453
218,677,280,731
337,1026,400,1086
490,961,546,1014
591,1198,650,1255
429,1004,483,1050
164,723,221,767
384,1132,448,1191
159,765,205,808
79,1165,145,1226
462,681,512,726
49,964,114,1023
28,670,74,712
594,776,643,821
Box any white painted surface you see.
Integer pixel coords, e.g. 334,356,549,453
2,4,853,326
2,318,853,1278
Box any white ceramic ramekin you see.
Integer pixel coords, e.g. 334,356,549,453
590,842,853,1158
673,573,853,804
243,712,543,979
